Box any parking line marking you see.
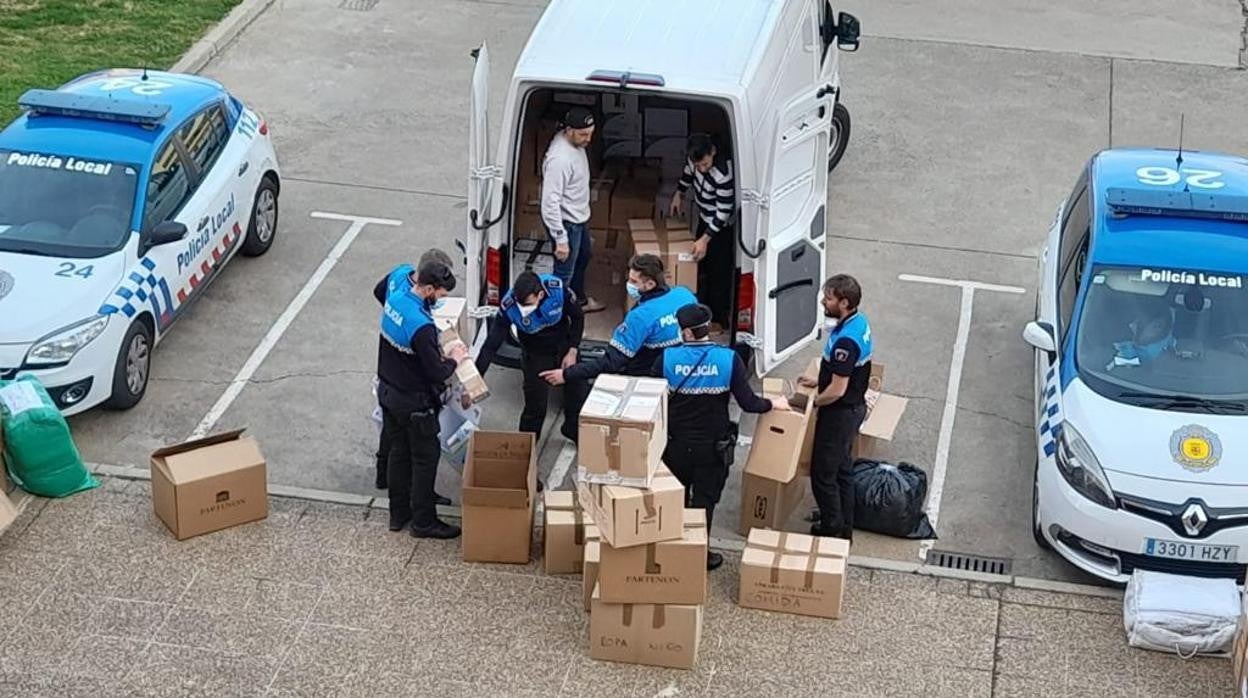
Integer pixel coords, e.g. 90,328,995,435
189,211,401,439
899,273,1026,560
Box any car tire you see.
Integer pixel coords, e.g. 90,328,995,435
240,177,279,257
1032,456,1053,550
827,102,851,173
103,319,153,410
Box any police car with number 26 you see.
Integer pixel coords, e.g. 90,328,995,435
0,69,280,414
1025,147,1248,583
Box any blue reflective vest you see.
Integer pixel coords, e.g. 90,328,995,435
501,274,565,334
380,264,434,353
663,343,735,395
609,286,698,358
823,312,873,366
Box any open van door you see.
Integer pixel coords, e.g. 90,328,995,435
465,42,501,327
752,90,832,375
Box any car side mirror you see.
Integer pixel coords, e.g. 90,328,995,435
1023,321,1057,355
837,12,861,51
143,221,188,252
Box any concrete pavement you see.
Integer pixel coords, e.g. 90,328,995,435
0,480,1234,697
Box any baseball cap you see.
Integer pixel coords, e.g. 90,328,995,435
563,106,595,130
676,303,713,330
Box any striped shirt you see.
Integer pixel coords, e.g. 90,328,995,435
676,158,734,236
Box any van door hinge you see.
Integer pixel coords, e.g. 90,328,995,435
737,332,763,349
741,189,770,210
470,165,503,181
468,305,498,319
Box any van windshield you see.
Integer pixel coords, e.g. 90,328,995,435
1074,265,1248,412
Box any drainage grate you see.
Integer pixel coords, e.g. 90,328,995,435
926,550,1012,576
339,0,378,10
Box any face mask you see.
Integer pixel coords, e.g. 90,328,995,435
626,282,642,300
824,316,839,332
518,304,538,318
429,297,446,311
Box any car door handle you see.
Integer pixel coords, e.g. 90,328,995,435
238,161,249,176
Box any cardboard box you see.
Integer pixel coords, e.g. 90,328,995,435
513,211,546,241
598,508,707,604
462,431,536,564
742,386,814,485
578,375,668,487
738,472,807,536
0,419,19,533
1234,604,1248,696
589,585,703,670
796,358,820,475
627,219,697,293
150,430,268,541
588,178,615,228
738,529,850,619
544,490,594,575
854,363,908,459
583,524,601,611
609,180,658,228
439,327,490,404
578,463,685,549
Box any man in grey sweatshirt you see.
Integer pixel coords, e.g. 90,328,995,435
541,106,604,313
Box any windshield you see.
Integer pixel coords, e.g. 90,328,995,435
0,149,139,258
1075,265,1248,411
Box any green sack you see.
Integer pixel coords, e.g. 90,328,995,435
0,376,98,498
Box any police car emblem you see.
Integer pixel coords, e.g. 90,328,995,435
1170,425,1221,473
0,270,13,302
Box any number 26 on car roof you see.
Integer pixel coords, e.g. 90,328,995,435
1136,166,1225,190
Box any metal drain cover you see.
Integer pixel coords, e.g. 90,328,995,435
339,0,378,10
926,549,1012,576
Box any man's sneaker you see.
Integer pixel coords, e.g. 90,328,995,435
410,520,461,539
388,515,411,532
804,508,821,523
560,424,578,444
580,296,606,313
536,479,545,493
706,551,724,571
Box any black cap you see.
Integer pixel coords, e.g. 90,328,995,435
676,303,713,330
416,260,456,292
563,106,595,130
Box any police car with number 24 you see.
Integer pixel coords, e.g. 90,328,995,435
0,70,280,414
1026,147,1248,583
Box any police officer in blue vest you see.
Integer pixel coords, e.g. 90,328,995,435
373,260,465,539
652,303,788,570
799,274,873,540
540,254,697,440
475,270,585,445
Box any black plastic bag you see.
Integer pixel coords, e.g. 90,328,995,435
851,459,937,539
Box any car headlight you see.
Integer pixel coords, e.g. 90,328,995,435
1054,423,1116,509
26,315,111,365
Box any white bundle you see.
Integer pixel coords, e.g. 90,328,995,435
1123,569,1241,657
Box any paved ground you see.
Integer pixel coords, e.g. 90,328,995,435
0,480,1234,696
62,0,1248,585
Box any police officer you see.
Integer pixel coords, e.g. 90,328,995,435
475,270,584,447
653,303,788,570
540,253,697,440
799,274,873,540
374,259,464,539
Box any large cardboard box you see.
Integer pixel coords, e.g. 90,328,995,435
738,382,814,535
439,327,490,404
462,431,536,564
598,508,707,605
610,180,658,228
0,420,19,533
544,490,594,575
588,178,615,228
578,375,668,487
796,358,820,475
1236,612,1248,697
589,585,703,670
738,529,850,620
627,218,697,293
583,524,601,611
854,364,908,460
150,430,268,540
578,463,685,549
738,473,806,536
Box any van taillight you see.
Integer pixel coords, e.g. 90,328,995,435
736,272,755,333
486,246,501,305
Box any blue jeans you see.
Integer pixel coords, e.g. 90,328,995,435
552,221,591,301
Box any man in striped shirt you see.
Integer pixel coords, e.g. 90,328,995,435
669,133,735,329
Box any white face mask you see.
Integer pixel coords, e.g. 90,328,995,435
518,304,538,318
824,316,839,331
626,282,642,300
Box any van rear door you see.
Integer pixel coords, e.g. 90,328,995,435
754,90,832,374
465,42,500,322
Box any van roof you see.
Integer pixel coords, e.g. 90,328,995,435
514,0,783,94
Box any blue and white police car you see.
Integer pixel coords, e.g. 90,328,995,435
0,69,280,414
1025,148,1248,584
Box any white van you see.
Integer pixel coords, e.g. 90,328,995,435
462,0,861,374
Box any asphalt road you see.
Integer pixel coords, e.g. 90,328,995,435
67,0,1248,584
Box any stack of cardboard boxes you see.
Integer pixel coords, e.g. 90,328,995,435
461,430,537,564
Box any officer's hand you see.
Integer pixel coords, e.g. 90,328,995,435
555,242,571,262
669,193,682,217
561,348,578,370
447,342,468,363
797,375,818,389
691,235,709,262
540,369,566,386
770,396,791,411
460,392,473,409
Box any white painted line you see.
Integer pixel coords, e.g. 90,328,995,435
898,273,1026,295
189,212,401,439
548,440,577,490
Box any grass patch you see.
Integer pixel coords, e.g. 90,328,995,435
0,0,242,124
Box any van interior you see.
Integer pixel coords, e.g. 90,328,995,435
509,87,735,346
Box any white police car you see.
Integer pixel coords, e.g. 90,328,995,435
1025,148,1248,584
0,69,280,414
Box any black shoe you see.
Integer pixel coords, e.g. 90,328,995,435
434,492,451,507
706,551,724,571
810,524,837,537
804,508,820,523
560,425,578,444
410,520,461,539
536,479,545,493
388,515,411,532
375,468,388,490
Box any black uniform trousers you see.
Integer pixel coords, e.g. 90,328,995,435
382,406,442,527
519,347,584,437
696,219,734,328
810,403,867,538
663,438,729,529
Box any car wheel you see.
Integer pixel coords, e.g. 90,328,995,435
241,177,279,257
827,102,851,173
103,319,152,410
1032,456,1052,550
